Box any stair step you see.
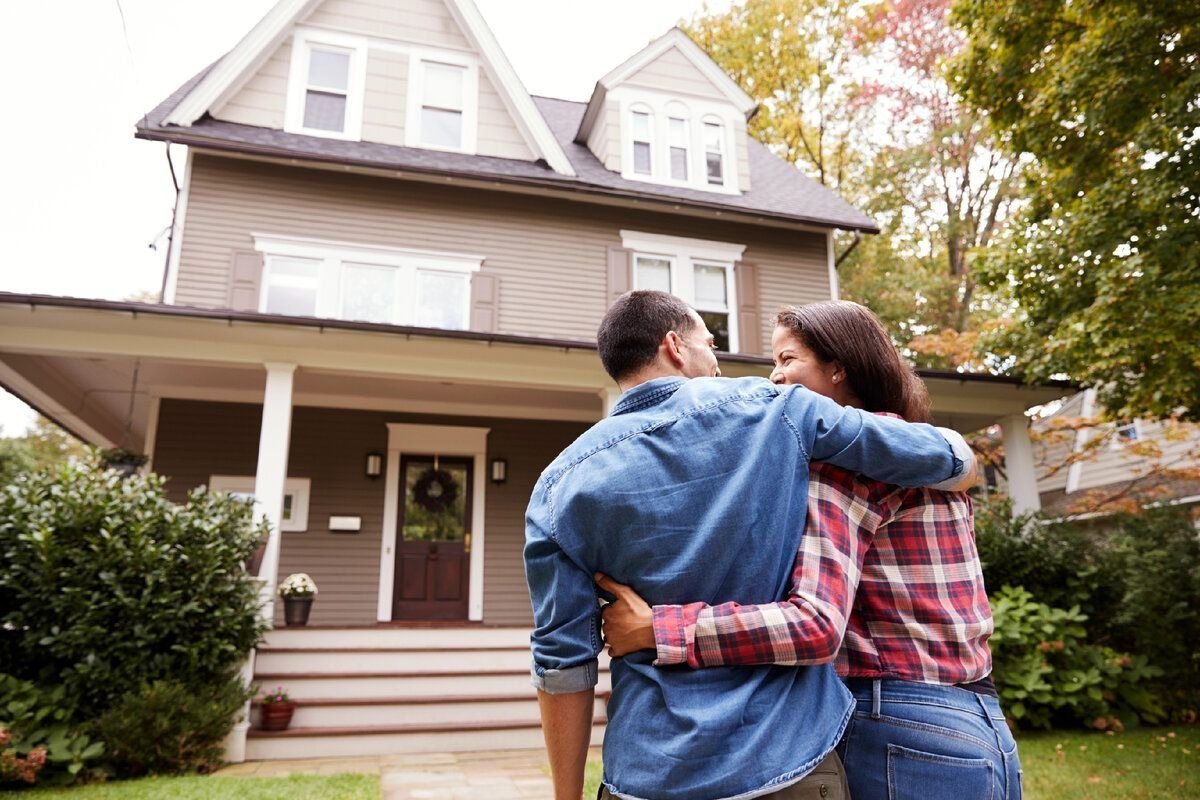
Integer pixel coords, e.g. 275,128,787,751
254,648,536,674
252,671,612,700
261,627,532,650
250,695,608,728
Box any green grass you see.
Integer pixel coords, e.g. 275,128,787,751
583,727,1200,800
11,773,380,799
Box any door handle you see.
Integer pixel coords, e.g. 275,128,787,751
464,533,472,553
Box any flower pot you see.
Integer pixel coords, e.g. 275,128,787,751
283,596,313,626
259,702,295,731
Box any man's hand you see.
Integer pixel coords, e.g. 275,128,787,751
596,573,657,657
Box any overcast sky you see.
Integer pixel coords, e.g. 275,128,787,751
0,0,733,437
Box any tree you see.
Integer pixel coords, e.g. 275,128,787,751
953,0,1200,419
0,417,88,484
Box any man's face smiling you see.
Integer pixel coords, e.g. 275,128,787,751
678,309,721,378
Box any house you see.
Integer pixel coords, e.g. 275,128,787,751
0,0,1070,761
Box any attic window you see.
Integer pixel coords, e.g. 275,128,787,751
703,119,725,186
303,48,351,132
631,108,653,175
668,117,689,181
421,62,466,149
284,31,367,140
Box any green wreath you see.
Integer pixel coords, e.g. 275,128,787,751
412,468,459,513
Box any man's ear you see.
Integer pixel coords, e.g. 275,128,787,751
663,330,687,368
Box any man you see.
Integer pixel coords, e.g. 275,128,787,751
524,291,975,800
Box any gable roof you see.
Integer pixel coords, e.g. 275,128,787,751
160,0,575,176
575,28,757,145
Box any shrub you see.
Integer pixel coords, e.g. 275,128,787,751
0,675,104,787
92,675,252,777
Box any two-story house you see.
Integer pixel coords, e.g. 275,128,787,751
0,0,1070,761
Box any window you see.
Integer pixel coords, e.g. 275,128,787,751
668,116,689,181
634,255,673,292
255,235,482,330
703,119,725,186
693,261,731,351
209,476,311,532
285,31,366,140
631,108,653,175
420,61,466,149
303,47,352,132
1113,420,1141,447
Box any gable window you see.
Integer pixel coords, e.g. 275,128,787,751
1113,420,1141,447
668,116,689,181
406,53,479,153
631,108,654,175
255,235,482,330
624,230,745,352
285,31,367,140
703,119,725,186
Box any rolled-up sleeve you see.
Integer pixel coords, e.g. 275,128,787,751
524,477,600,694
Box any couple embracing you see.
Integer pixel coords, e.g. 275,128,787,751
524,290,1021,800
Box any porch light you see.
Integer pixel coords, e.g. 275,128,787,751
490,458,508,484
365,452,383,479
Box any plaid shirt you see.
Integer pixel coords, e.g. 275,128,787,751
653,462,994,684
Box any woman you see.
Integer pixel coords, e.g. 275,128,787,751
598,301,1021,800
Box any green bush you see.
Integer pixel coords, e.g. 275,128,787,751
92,676,252,777
0,675,104,788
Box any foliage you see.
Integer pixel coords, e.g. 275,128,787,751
97,448,149,470
259,688,290,706
0,417,89,486
953,0,1200,419
91,678,252,778
15,772,382,799
0,675,104,788
0,461,268,719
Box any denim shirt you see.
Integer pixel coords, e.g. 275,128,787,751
524,376,963,800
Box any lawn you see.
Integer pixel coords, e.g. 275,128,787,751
11,773,380,799
583,727,1198,800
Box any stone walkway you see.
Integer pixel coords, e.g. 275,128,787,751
216,747,603,799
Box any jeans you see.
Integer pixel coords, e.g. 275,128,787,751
837,679,1022,800
598,752,850,800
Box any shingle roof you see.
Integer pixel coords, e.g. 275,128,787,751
137,72,878,232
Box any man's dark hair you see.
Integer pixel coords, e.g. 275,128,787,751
597,290,696,382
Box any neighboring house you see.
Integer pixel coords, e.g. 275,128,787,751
0,0,1069,761
1033,389,1200,517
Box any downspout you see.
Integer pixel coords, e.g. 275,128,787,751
834,230,862,270
158,145,181,303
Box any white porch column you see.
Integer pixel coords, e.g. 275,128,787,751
225,362,294,764
599,387,621,418
1000,413,1041,517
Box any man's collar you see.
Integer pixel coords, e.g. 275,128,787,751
610,376,687,417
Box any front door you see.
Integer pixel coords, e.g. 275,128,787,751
391,455,473,620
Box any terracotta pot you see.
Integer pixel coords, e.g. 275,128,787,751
259,701,295,731
283,596,313,626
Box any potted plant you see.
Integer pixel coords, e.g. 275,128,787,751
258,687,295,731
278,573,318,626
98,447,148,477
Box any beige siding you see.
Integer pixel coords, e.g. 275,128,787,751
302,0,470,50
214,41,291,128
152,398,587,626
477,70,535,160
1076,420,1200,492
360,49,409,146
587,102,622,172
625,46,728,101
736,122,751,192
176,155,831,354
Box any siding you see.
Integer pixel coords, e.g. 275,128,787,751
303,0,470,50
625,46,728,102
587,100,621,172
152,398,588,626
360,49,409,146
477,69,534,160
176,155,832,355
214,40,291,128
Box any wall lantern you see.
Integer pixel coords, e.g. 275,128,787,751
490,458,508,484
365,452,383,479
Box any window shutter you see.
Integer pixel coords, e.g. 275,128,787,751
735,262,762,355
470,272,499,332
228,251,264,312
606,247,633,306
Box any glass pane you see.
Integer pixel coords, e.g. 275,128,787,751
633,142,652,175
416,270,468,329
270,258,320,281
704,121,723,151
669,117,688,146
424,62,465,110
635,257,672,292
308,48,350,91
265,284,317,317
304,90,347,131
700,311,730,352
422,107,463,148
341,263,397,323
402,458,469,542
706,151,724,185
694,264,728,309
670,146,688,181
632,111,651,140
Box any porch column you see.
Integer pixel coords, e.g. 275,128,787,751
598,387,621,418
1000,413,1041,517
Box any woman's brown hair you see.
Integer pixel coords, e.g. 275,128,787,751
775,301,932,423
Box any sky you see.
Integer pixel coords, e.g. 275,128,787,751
0,0,734,437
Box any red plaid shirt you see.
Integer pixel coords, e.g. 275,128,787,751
652,462,994,684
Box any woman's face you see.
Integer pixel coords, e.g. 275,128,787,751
769,326,843,401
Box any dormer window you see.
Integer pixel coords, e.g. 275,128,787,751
668,114,689,182
631,108,653,175
703,118,725,186
406,52,479,154
285,31,367,140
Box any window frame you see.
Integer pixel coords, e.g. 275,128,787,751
1112,420,1143,449
629,104,655,176
666,104,691,183
405,49,480,154
209,475,312,533
702,116,726,187
284,30,368,141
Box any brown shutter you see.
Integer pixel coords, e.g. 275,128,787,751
228,251,264,312
736,261,763,356
606,247,633,307
470,272,499,332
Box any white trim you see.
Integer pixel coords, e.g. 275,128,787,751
826,230,839,300
1000,413,1042,516
377,423,490,623
620,231,746,263
283,30,368,141
404,49,480,154
162,149,193,305
600,29,755,114
254,362,296,624
251,233,486,271
208,474,312,532
142,396,161,472
1065,388,1096,494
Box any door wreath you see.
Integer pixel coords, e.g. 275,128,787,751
412,468,459,513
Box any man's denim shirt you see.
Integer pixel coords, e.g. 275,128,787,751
524,377,964,800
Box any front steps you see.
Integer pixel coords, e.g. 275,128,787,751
245,626,610,760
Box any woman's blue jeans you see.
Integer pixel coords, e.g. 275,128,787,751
836,678,1022,800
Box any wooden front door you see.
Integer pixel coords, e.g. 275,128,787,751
392,455,473,620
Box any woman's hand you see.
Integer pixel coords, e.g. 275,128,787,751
595,573,657,657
